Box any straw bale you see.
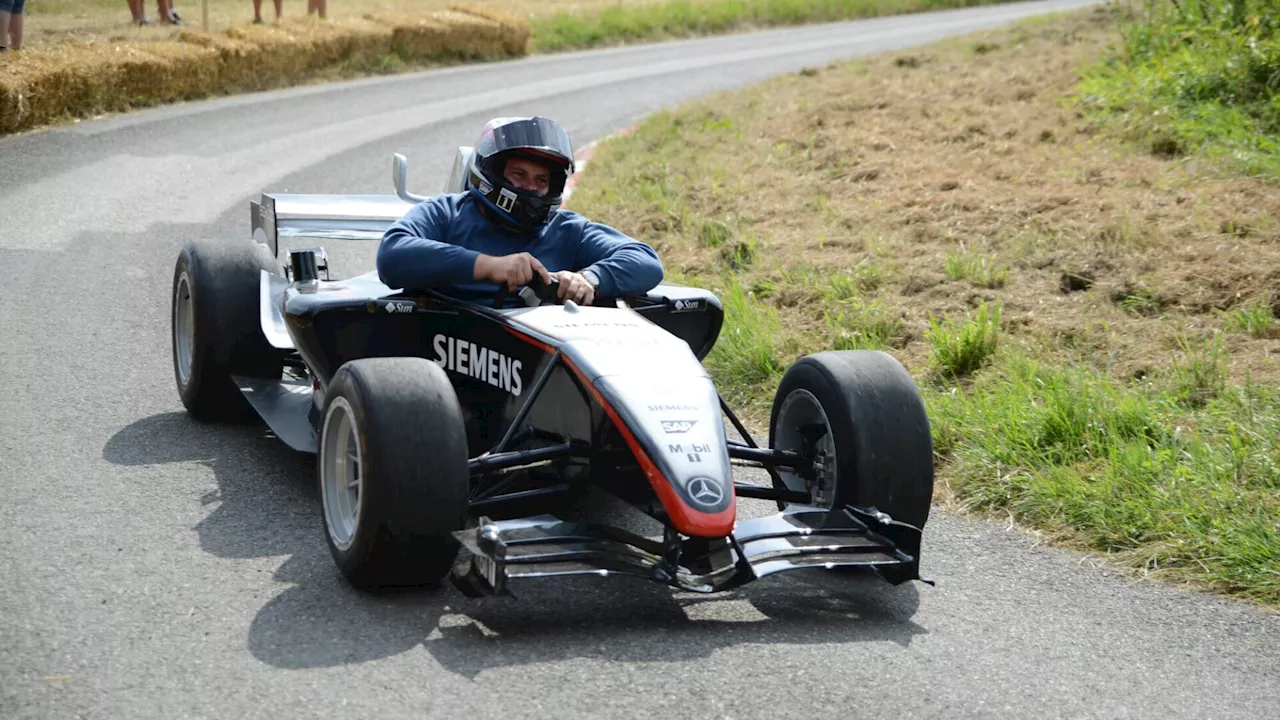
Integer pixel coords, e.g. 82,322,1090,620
0,4,531,135
448,4,532,55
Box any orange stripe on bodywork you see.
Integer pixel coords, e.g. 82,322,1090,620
502,325,554,353
560,356,737,538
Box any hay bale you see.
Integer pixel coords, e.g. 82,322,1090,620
449,4,532,55
0,3,531,135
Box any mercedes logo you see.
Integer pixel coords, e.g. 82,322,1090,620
685,477,724,507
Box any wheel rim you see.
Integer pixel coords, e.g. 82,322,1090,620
174,271,194,388
321,397,362,551
774,388,838,509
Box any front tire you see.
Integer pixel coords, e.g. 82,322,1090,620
319,357,470,589
768,350,934,530
171,239,283,421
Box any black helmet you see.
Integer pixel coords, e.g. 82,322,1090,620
465,116,575,233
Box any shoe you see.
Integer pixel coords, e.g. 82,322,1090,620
253,17,264,24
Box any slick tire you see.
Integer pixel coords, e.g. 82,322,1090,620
319,357,470,590
172,239,284,422
768,350,934,530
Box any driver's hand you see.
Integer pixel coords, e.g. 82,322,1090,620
474,252,551,290
551,271,596,306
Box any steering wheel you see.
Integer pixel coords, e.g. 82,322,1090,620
493,274,562,309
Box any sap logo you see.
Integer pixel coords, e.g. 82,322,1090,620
432,335,523,396
661,420,697,434
648,404,698,412
384,301,416,314
672,298,703,313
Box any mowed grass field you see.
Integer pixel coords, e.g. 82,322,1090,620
567,5,1280,607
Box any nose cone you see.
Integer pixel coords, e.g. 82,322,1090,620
596,375,736,538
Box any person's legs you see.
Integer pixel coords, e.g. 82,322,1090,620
274,0,282,20
0,0,11,49
8,8,20,50
253,0,263,23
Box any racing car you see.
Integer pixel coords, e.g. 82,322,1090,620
169,147,936,595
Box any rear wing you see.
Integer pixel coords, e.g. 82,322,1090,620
251,146,473,257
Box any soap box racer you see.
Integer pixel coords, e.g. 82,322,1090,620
169,148,936,596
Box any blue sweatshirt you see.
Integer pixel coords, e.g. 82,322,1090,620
377,193,663,302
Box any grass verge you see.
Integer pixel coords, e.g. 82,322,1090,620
1076,0,1280,178
567,5,1280,607
530,0,1018,51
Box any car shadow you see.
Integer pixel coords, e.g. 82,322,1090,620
102,411,317,560
104,412,929,676
247,564,926,675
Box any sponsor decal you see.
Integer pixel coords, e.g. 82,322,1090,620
432,334,523,396
497,188,517,212
661,420,697,434
479,179,493,195
685,477,724,507
672,298,704,313
668,442,711,463
583,336,662,347
384,300,416,314
553,320,644,329
649,404,698,412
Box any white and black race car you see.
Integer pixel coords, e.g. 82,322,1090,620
169,148,936,595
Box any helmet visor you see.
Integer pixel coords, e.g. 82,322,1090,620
476,117,574,170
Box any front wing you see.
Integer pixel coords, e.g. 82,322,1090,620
450,504,929,596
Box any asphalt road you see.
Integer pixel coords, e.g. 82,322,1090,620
2,1,1277,717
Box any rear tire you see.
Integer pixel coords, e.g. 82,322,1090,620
171,239,284,421
319,357,470,590
768,350,933,529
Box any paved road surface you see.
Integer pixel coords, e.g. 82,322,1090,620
2,1,1277,717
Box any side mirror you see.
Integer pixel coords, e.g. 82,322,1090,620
392,153,430,204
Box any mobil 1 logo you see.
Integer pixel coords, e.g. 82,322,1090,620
668,442,711,463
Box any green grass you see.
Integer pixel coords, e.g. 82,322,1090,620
944,250,1009,288
702,274,791,409
530,0,1023,51
1222,299,1278,338
1076,0,1280,178
927,352,1280,604
927,301,1001,379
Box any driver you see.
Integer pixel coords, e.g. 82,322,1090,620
376,116,663,306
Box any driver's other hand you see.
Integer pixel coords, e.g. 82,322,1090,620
474,252,551,290
551,271,596,306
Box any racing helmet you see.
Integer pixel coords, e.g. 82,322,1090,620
465,116,575,233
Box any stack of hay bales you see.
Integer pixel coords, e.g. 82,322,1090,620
0,4,531,135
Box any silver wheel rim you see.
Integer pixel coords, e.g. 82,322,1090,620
774,389,838,509
174,271,194,388
321,397,362,551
